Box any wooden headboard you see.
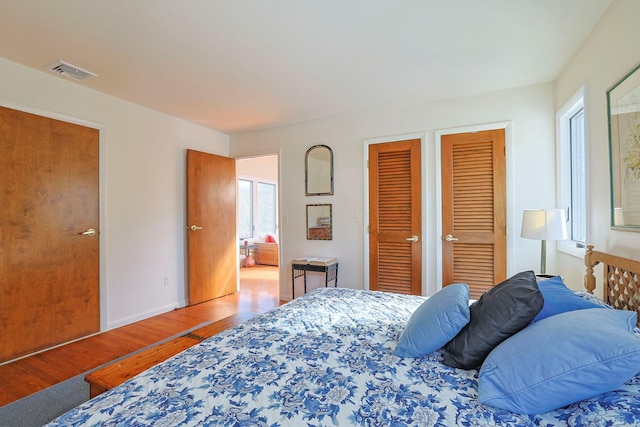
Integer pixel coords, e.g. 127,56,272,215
585,245,640,324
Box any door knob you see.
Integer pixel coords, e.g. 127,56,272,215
405,235,419,242
188,225,203,231
80,228,96,236
445,234,459,241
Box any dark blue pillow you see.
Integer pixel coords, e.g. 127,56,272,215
479,308,640,414
395,284,470,357
533,276,603,322
442,271,543,370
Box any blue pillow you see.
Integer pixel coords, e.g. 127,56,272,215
532,276,603,322
394,283,470,357
478,308,640,414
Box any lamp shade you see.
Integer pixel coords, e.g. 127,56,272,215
520,209,568,241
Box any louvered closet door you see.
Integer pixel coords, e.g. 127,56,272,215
441,130,506,299
369,139,421,295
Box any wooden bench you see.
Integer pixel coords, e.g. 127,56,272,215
85,312,256,398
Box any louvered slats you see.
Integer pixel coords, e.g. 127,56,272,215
378,151,412,233
377,242,413,294
377,150,413,293
453,243,495,299
452,142,494,233
451,141,495,297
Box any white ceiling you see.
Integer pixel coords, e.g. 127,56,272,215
0,1,613,134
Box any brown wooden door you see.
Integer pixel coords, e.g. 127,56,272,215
369,139,422,295
441,129,506,299
0,106,100,362
187,149,237,304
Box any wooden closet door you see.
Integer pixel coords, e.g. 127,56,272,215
0,106,99,362
441,129,506,299
369,139,422,295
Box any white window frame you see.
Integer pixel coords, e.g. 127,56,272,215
256,181,277,235
238,176,278,240
238,178,254,240
556,85,589,258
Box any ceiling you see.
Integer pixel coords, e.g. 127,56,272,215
0,1,613,134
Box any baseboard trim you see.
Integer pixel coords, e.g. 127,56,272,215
106,302,180,330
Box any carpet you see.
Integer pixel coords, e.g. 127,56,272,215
0,373,89,427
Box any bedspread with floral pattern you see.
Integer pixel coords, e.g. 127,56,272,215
46,288,640,426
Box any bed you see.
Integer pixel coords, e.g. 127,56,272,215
46,246,640,426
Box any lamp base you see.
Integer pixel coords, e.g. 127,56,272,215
540,239,547,275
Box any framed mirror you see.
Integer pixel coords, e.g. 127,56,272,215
305,145,333,196
608,62,640,230
307,204,332,240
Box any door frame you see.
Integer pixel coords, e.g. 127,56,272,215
435,121,513,295
363,132,430,294
233,149,283,296
0,98,107,331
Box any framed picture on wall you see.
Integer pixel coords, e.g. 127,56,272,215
607,61,640,231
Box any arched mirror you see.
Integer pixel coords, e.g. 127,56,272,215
305,145,333,196
307,204,332,240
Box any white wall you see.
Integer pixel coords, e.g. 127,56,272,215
0,57,230,330
237,155,278,183
230,83,557,299
554,0,640,296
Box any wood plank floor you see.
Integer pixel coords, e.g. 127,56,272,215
0,265,281,407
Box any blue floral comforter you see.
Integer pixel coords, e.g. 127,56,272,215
47,288,640,426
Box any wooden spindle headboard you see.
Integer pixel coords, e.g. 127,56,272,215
585,245,640,324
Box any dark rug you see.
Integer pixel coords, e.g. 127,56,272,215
0,373,89,427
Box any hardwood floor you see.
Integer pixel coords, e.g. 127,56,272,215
0,265,281,407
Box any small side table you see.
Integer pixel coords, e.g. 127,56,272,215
291,262,338,298
239,243,258,267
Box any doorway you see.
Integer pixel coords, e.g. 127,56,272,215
237,155,280,295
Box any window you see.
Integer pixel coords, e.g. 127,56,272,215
569,108,586,243
257,182,277,234
557,86,587,256
238,179,253,239
238,178,277,240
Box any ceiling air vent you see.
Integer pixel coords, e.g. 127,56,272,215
46,60,97,81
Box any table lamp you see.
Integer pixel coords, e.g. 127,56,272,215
520,209,568,275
